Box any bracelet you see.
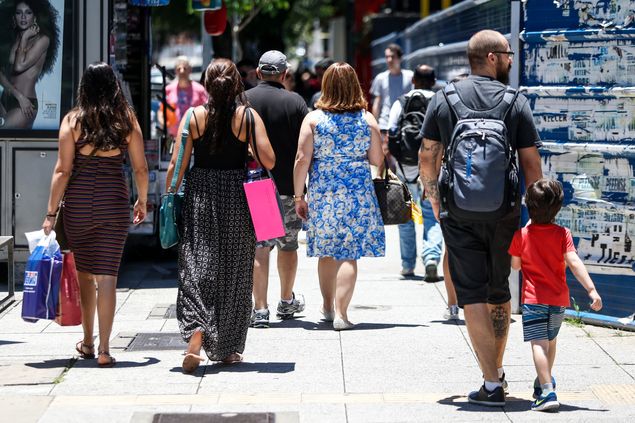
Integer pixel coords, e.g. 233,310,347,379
292,194,304,202
46,214,56,218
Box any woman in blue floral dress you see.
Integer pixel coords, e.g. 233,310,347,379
293,62,385,330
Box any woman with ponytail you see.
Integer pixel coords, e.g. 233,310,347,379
42,62,148,367
165,58,275,373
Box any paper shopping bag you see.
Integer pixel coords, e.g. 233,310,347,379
243,178,286,242
21,234,63,322
55,252,82,326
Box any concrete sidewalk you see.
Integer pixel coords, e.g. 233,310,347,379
1,226,634,422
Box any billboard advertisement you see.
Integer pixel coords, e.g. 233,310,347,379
0,0,73,137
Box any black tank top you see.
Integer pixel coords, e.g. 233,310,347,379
192,110,248,170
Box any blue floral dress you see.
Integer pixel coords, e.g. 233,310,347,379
306,110,385,260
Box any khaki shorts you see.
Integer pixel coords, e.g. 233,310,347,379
256,195,302,251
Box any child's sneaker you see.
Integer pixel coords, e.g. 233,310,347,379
532,376,556,399
276,292,305,319
467,384,505,407
531,391,559,412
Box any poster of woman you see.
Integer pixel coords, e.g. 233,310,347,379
0,0,63,131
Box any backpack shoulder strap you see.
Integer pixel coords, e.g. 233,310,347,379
441,83,471,121
486,86,519,121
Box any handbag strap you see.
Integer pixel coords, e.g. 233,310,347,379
59,146,99,208
168,107,194,193
245,107,275,180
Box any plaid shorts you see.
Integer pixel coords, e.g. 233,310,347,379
522,303,566,342
256,195,302,251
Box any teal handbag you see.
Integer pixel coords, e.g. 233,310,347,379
159,108,194,249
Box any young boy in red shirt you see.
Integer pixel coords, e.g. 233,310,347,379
508,178,602,412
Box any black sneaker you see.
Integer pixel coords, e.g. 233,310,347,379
467,385,505,407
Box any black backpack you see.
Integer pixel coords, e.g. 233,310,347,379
438,83,520,221
388,90,430,173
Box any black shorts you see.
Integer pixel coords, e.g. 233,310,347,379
440,213,519,307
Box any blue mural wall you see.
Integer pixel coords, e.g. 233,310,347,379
521,0,635,321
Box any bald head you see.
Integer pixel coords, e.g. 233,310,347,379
467,30,508,69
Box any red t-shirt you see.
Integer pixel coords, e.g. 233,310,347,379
508,223,576,307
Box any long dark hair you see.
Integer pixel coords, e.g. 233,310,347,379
73,62,134,150
203,58,248,153
0,0,61,79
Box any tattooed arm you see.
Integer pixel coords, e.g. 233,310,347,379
419,138,444,221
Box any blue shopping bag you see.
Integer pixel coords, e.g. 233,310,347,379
21,234,63,322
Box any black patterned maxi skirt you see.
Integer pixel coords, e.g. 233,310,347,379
176,167,255,361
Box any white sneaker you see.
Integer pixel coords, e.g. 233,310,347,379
443,305,460,320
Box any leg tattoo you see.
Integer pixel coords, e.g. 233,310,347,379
491,305,509,339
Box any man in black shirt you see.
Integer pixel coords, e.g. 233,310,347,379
246,50,309,328
420,30,543,406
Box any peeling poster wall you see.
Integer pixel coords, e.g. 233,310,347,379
521,0,635,318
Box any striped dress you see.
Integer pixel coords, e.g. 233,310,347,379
61,139,130,276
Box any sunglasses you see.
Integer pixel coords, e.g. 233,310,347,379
491,50,515,57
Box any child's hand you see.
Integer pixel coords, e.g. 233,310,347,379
588,289,602,311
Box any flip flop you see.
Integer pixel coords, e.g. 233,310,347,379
75,341,95,359
97,351,116,368
182,353,205,373
221,352,243,364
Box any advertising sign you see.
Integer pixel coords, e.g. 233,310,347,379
0,0,73,137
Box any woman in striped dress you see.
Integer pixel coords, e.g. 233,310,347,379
42,63,148,367
166,58,275,373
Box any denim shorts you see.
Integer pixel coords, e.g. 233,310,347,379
256,195,302,251
522,303,566,342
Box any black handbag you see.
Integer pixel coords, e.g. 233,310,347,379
373,166,413,225
55,147,99,251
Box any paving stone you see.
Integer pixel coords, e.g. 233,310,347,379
0,360,68,385
0,395,52,423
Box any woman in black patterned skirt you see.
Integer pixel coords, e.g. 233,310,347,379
165,58,275,373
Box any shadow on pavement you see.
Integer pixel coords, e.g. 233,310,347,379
437,395,609,413
0,340,25,346
168,361,295,375
503,399,609,413
429,319,466,326
25,357,160,369
266,319,428,331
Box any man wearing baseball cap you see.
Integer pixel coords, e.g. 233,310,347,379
246,50,308,328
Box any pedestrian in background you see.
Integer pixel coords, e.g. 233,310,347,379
370,43,413,153
246,50,308,328
166,58,275,372
419,30,543,406
42,62,148,367
308,58,335,110
160,56,208,139
509,178,602,412
388,64,442,280
294,62,385,330
237,59,258,90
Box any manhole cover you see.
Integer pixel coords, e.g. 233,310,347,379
150,413,296,423
126,333,187,351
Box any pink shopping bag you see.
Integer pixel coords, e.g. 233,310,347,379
243,178,286,242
